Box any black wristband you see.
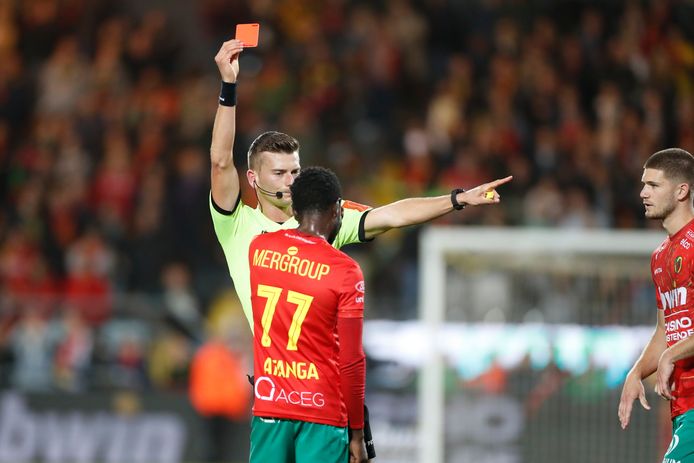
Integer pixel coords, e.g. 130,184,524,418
451,188,466,210
219,81,237,107
364,404,376,459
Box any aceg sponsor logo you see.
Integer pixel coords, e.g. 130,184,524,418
254,376,325,408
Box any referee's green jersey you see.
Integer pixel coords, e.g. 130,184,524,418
210,195,371,330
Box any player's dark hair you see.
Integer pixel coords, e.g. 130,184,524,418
247,131,299,170
644,148,694,187
290,167,342,216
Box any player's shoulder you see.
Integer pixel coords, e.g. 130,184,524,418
251,229,287,245
326,245,362,273
653,236,670,258
337,254,363,290
683,227,694,255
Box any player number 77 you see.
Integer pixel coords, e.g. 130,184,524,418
257,284,314,351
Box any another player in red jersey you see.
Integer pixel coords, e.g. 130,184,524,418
248,166,367,463
618,148,694,462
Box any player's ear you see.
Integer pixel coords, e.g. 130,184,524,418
677,183,691,201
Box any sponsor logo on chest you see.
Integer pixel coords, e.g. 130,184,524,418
661,287,687,311
663,287,694,343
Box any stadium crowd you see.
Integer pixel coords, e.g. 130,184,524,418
1,0,693,393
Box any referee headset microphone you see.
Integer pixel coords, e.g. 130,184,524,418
253,180,284,199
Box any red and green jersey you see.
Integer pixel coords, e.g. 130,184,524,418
249,229,365,428
652,218,694,419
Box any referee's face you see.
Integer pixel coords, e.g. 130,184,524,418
255,150,301,204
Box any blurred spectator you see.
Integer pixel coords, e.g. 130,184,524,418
167,145,211,271
64,228,114,324
161,261,202,339
8,308,54,391
0,227,59,312
53,308,93,392
148,329,191,391
189,291,251,462
100,318,150,390
126,164,171,292
111,332,148,389
37,36,89,116
92,127,136,228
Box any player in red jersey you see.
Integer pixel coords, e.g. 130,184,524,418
248,166,367,463
618,148,694,462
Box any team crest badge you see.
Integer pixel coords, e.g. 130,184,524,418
675,256,683,274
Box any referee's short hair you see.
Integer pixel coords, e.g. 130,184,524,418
247,131,299,170
291,167,342,216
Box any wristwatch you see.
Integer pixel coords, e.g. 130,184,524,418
451,188,466,210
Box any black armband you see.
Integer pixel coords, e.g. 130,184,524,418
451,188,466,210
219,81,237,107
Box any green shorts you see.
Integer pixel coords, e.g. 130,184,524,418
249,416,348,463
664,409,694,463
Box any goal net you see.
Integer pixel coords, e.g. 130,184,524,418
364,226,670,463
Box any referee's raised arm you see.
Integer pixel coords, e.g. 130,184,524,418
210,39,244,212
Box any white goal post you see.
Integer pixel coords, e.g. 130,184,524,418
417,226,665,463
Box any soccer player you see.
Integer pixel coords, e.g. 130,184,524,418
210,39,512,330
248,166,367,463
618,148,694,462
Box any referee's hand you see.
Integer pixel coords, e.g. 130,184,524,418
459,175,513,206
214,39,243,84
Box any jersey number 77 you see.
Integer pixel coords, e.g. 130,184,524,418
257,284,314,351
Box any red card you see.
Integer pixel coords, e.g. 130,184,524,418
235,23,259,47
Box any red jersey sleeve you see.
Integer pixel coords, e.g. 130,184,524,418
338,262,365,319
337,261,365,429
